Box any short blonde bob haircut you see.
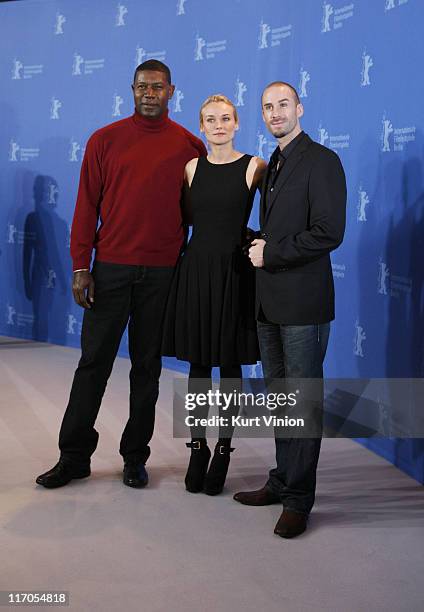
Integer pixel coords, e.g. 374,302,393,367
199,94,239,129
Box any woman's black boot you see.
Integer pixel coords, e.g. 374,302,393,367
184,439,211,493
203,443,235,496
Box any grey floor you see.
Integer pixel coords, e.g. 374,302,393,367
1,336,423,612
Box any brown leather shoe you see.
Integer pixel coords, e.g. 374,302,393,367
233,485,280,506
274,510,308,538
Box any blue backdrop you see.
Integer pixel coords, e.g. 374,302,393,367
1,0,423,482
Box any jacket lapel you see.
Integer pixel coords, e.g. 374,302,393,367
264,134,312,222
260,163,272,228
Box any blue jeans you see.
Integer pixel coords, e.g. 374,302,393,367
257,321,330,515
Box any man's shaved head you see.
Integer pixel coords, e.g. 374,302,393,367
262,81,300,106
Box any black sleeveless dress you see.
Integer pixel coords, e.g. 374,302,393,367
162,154,259,366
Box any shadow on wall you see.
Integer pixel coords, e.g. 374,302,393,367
384,134,424,480
356,131,424,482
7,169,38,332
385,146,424,378
22,175,70,344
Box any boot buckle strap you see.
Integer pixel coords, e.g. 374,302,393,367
186,441,201,450
218,445,235,455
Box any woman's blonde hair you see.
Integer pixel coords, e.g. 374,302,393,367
199,94,239,128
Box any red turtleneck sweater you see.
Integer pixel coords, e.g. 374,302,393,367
70,110,206,270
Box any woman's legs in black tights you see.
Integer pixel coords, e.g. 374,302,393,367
185,363,212,492
203,365,241,495
188,363,212,441
187,363,242,441
218,365,242,444
185,362,242,494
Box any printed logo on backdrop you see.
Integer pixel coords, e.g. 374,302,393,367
194,34,226,61
9,139,40,162
377,257,412,299
360,50,373,87
135,46,166,67
248,362,263,378
48,182,59,205
332,263,345,279
115,4,128,27
258,18,292,49
235,78,247,107
176,0,187,15
7,224,17,244
299,68,310,98
173,89,184,113
321,2,354,32
54,12,66,35
378,258,390,295
357,184,370,221
385,0,408,11
381,115,393,151
6,224,35,245
9,140,20,161
256,132,276,160
67,314,82,335
380,113,416,152
46,270,56,289
50,97,62,120
353,320,366,357
6,305,16,326
318,123,350,150
72,53,105,76
112,94,124,117
318,124,329,146
6,304,34,328
12,58,43,80
377,397,391,436
69,139,85,162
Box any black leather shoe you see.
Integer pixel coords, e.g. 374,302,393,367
123,462,148,488
274,510,308,538
184,440,211,493
203,444,234,496
36,460,90,489
233,485,280,506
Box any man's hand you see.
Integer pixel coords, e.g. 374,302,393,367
249,239,266,268
72,270,95,309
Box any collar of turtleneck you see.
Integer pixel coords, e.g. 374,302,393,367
132,108,170,132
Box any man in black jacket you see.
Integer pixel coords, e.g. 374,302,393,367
234,81,346,538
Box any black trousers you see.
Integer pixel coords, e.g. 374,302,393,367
59,261,174,467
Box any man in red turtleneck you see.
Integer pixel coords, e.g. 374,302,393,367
36,60,206,490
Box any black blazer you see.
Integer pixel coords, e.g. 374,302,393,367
256,133,347,324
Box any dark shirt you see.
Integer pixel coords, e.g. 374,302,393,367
265,130,306,211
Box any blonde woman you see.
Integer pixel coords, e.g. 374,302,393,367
162,95,266,494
